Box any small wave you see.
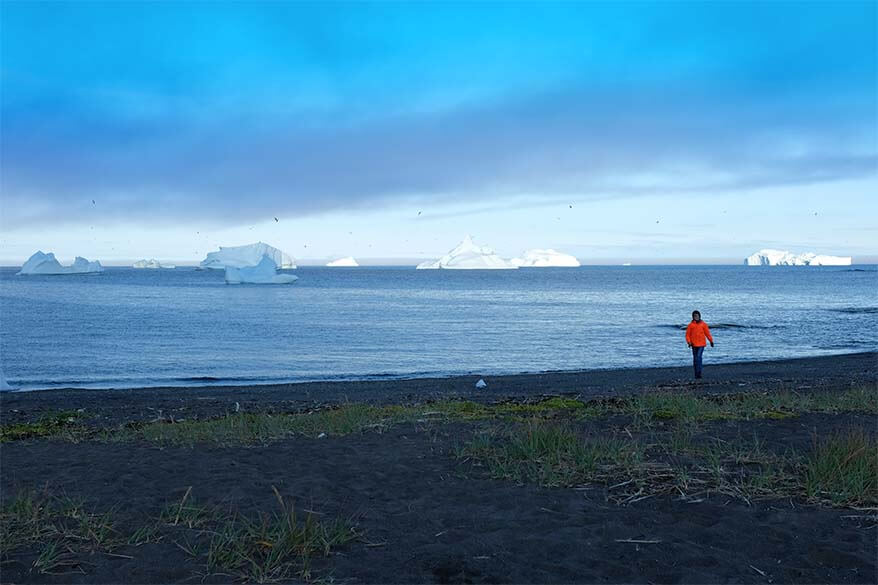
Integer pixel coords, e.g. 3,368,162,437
815,341,875,350
828,307,878,314
656,323,778,331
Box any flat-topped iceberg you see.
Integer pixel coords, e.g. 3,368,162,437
201,242,296,270
133,259,176,269
17,251,104,275
225,255,298,284
511,249,580,267
326,256,359,267
416,236,518,270
745,249,851,266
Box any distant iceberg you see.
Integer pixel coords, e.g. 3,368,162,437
745,249,851,266
133,259,176,269
201,242,296,270
225,255,298,284
416,236,518,270
510,249,580,267
17,251,104,275
326,256,359,267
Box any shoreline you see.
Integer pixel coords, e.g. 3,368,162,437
2,351,874,426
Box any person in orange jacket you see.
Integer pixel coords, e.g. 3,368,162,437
685,310,714,379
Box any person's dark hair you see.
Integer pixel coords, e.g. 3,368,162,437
692,310,701,319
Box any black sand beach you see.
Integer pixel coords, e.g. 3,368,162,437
1,352,876,584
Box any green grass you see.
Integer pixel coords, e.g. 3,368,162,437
0,491,121,574
3,387,873,446
460,421,641,487
203,488,356,582
803,429,878,506
2,488,357,582
0,410,86,442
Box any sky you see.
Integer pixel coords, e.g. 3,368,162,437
1,1,876,265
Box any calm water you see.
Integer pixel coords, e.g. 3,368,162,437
1,265,876,390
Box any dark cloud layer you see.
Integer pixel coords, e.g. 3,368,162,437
2,84,875,228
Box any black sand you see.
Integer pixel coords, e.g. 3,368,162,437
1,352,876,584
2,352,875,426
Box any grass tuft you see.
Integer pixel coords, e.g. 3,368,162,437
0,410,85,442
204,487,357,582
461,421,641,487
803,429,877,506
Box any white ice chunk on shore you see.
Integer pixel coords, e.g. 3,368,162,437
17,251,104,275
225,255,298,284
475,379,487,388
416,236,517,270
510,249,580,267
326,256,359,267
201,242,296,270
133,259,176,269
745,249,851,266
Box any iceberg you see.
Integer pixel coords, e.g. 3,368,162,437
416,236,518,270
201,242,296,270
133,259,176,269
326,256,359,267
17,251,104,275
225,255,298,284
510,249,580,267
745,249,851,266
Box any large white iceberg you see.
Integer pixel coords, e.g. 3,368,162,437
201,242,296,270
326,256,359,267
745,249,851,266
17,251,104,275
510,249,580,267
133,259,176,269
416,236,518,270
225,255,298,284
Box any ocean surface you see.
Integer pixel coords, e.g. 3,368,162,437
1,265,876,390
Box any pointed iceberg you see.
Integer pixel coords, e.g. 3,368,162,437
17,251,104,275
326,256,359,267
133,259,176,269
225,255,298,284
201,242,296,270
416,236,517,270
745,249,851,266
510,249,580,267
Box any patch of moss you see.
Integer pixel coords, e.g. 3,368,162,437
0,411,84,442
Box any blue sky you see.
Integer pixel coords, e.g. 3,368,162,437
1,1,875,264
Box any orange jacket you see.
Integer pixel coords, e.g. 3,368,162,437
686,320,713,347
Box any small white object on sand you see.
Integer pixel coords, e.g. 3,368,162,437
475,379,487,389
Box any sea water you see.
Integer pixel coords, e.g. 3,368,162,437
1,265,875,390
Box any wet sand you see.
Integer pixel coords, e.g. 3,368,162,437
2,352,875,426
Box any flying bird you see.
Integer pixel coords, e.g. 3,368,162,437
91,200,95,205
417,211,422,216
274,217,278,222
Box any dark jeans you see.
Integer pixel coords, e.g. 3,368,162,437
691,345,705,378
